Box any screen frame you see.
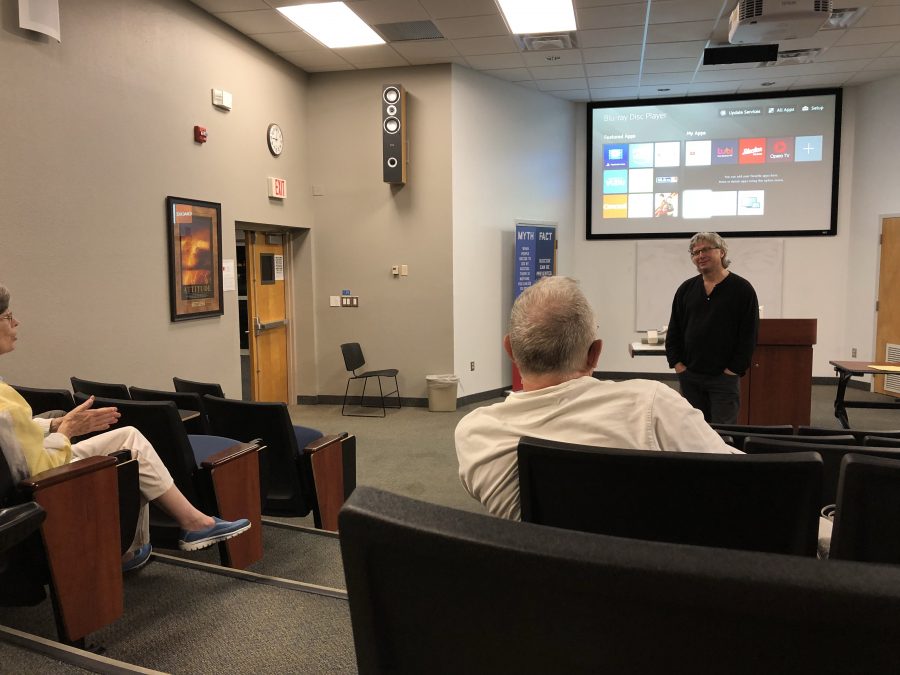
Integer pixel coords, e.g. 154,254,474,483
585,88,842,241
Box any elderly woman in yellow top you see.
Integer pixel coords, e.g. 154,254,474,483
0,283,249,571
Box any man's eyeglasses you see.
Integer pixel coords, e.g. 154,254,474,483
0,313,14,324
690,246,719,258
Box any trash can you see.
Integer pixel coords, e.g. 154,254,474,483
426,374,459,412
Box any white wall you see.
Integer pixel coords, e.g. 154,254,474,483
0,0,311,396
451,66,577,396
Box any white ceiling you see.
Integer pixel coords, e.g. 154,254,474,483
189,0,900,101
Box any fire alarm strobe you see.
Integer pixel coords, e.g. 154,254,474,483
194,126,208,144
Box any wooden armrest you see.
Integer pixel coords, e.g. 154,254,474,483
200,441,264,469
303,432,348,455
18,456,117,492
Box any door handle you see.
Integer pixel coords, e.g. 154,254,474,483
254,319,287,334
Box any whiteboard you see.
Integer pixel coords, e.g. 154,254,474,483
635,239,783,331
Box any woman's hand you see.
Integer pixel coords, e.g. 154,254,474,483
55,396,121,438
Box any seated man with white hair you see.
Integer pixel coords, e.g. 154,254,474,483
455,275,738,520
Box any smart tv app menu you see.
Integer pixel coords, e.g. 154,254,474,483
587,89,841,239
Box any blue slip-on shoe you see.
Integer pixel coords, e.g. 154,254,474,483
122,543,152,573
178,517,251,552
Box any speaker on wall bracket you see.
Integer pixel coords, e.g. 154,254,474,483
382,84,407,185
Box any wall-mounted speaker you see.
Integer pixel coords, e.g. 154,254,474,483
382,84,407,185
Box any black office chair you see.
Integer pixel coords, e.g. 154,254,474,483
10,385,76,415
204,394,356,530
709,424,793,451
831,453,900,564
517,436,821,556
798,425,900,442
83,395,263,569
71,376,131,400
863,435,900,447
744,437,900,508
340,342,400,417
129,385,210,434
339,486,900,674
173,376,225,399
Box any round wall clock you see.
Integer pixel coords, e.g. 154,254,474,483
267,123,283,157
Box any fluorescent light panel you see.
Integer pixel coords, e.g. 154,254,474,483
277,3,385,49
496,0,576,35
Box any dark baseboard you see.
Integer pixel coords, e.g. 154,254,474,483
296,374,859,407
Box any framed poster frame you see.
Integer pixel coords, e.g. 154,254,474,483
166,196,224,322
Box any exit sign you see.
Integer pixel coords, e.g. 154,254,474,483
267,177,287,199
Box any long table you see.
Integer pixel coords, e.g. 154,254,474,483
829,360,900,428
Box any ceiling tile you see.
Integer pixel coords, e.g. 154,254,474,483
856,5,900,27
465,52,527,69
535,77,591,91
777,31,848,50
553,89,591,101
578,26,645,47
650,0,726,24
638,71,696,85
686,82,740,95
280,50,355,71
584,60,641,76
590,86,640,99
417,0,501,20
790,73,854,87
870,56,900,70
736,79,796,92
482,67,533,81
434,15,508,39
883,42,900,56
817,43,894,61
191,0,268,11
588,73,640,87
577,4,647,29
582,44,643,63
522,49,584,67
252,30,322,52
643,40,706,60
336,45,410,68
646,20,716,42
642,57,700,73
390,39,460,59
451,35,519,56
529,64,588,79
576,0,647,7
214,9,292,34
346,0,430,24
837,25,900,45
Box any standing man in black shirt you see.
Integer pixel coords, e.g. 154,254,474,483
666,232,759,424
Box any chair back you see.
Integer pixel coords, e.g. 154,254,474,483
799,426,900,442
71,377,130,400
339,486,900,674
864,435,900,447
85,395,201,505
341,343,365,374
517,436,821,555
203,394,312,516
743,437,900,507
709,424,794,450
831,453,900,564
173,376,225,398
129,386,209,434
10,385,76,415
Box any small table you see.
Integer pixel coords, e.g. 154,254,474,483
178,409,201,423
629,342,666,358
828,360,900,428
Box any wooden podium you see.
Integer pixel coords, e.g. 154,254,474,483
738,319,817,426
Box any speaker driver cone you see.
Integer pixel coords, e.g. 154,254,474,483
383,117,400,134
383,86,400,104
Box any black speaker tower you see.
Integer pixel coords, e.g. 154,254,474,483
382,84,407,185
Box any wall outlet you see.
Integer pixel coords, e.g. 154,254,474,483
852,347,857,358
470,361,475,371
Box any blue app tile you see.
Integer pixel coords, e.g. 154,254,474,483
604,144,628,168
603,170,628,194
795,135,822,162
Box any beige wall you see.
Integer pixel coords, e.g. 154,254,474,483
0,0,310,395
305,66,454,400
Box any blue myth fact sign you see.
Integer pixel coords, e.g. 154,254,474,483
515,224,556,298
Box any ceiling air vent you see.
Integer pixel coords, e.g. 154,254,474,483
516,32,577,51
759,47,823,65
374,21,443,42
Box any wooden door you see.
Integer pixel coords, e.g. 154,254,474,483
875,217,900,395
245,231,289,403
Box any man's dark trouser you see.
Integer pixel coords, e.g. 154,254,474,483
677,370,741,424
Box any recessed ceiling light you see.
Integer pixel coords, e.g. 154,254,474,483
496,0,577,35
278,3,385,49
761,81,776,86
